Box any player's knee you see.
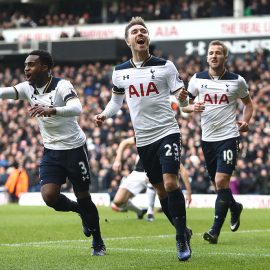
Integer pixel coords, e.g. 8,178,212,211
111,202,120,212
164,181,179,192
112,200,123,208
111,201,127,212
41,191,58,208
215,178,229,189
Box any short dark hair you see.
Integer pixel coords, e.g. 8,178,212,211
208,40,229,57
28,50,54,69
125,16,148,39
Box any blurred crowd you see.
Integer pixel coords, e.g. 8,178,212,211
0,0,269,33
0,48,269,200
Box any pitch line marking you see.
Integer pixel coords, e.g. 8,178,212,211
110,248,270,257
0,229,269,247
1,244,269,258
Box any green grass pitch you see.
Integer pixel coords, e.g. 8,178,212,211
0,204,269,270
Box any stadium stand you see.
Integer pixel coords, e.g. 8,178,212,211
0,49,269,195
1,0,269,29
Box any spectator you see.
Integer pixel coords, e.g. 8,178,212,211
0,166,8,186
0,47,269,198
5,161,29,202
230,175,240,194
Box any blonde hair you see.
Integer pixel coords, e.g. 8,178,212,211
125,17,148,39
208,40,229,56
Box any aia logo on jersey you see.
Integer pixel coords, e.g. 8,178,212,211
129,82,159,98
204,93,229,104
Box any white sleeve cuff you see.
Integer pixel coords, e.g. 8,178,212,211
102,94,124,119
55,98,82,117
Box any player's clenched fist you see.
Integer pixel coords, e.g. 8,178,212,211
177,87,188,102
94,114,106,127
237,121,249,132
194,102,205,112
29,104,55,117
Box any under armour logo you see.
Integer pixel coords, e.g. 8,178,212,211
123,75,129,80
82,175,90,181
150,69,155,79
201,84,208,88
186,41,206,56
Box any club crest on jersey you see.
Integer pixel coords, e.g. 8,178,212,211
150,69,155,79
123,75,130,80
129,82,159,98
49,96,53,105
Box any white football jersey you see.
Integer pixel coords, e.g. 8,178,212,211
112,56,184,147
14,77,86,150
187,71,249,141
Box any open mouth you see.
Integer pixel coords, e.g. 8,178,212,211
137,39,145,45
25,73,32,80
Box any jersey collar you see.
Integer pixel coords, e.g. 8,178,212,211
130,55,152,68
31,75,53,95
208,69,227,80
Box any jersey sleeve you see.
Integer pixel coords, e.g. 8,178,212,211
165,61,185,93
13,82,28,100
112,69,125,95
237,75,249,99
187,74,198,100
57,80,78,103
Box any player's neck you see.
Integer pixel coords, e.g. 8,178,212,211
36,75,51,88
209,67,226,79
132,51,150,63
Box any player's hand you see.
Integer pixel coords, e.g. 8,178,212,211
237,121,249,132
29,104,55,117
186,193,192,208
112,160,121,172
177,88,188,102
94,114,106,127
193,102,205,112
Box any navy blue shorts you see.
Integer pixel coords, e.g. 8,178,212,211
202,137,240,182
137,133,181,185
39,144,91,192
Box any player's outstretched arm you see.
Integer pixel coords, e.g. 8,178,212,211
112,137,135,172
0,87,19,100
94,93,124,127
237,95,253,132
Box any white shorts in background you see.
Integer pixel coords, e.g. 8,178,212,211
120,170,148,195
